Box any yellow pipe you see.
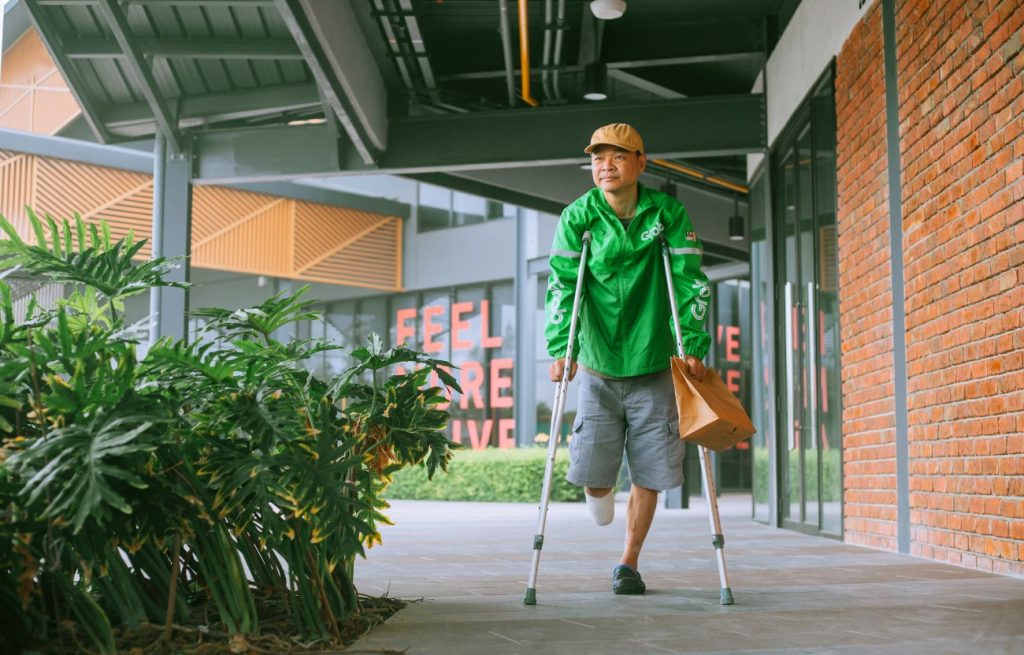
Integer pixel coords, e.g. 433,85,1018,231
651,158,749,195
518,0,539,107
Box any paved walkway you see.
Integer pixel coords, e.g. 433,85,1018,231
350,495,1024,654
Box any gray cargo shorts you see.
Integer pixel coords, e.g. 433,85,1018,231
566,368,684,491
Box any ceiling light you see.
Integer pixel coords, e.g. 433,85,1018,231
583,62,608,101
729,215,745,241
287,117,326,126
590,0,626,20
728,194,745,241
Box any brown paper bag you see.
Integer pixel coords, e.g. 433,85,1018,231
670,357,756,452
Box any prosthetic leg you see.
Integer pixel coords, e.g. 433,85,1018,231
524,231,592,606
660,236,734,605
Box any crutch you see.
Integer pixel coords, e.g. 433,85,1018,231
660,235,735,606
524,230,592,606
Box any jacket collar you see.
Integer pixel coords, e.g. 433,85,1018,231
589,183,653,218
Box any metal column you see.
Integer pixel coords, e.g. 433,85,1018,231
148,133,193,344
514,209,538,447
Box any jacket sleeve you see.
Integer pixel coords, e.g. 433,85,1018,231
544,208,585,359
665,204,711,359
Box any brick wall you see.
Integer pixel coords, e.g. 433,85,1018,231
835,2,899,551
836,0,1023,574
897,0,1023,575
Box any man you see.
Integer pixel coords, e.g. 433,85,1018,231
545,123,710,595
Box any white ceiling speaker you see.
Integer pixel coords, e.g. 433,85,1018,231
590,0,627,20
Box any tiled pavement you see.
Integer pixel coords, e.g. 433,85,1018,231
349,495,1024,654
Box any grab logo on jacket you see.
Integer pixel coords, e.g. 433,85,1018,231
692,279,710,321
640,221,665,241
548,278,568,324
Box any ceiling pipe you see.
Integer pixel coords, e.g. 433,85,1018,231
517,0,539,106
541,0,554,102
497,0,517,107
552,0,567,100
651,158,749,195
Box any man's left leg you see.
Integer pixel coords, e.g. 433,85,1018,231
621,484,658,570
611,484,657,594
612,369,683,594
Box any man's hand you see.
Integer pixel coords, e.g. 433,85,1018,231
549,358,578,382
684,355,706,381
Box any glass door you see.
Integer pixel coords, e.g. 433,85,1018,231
773,68,842,536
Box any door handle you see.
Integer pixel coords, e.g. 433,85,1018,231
784,282,795,452
807,281,818,453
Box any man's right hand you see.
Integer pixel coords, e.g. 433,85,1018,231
549,358,578,382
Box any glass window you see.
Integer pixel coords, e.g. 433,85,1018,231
535,276,575,446
749,166,774,523
452,192,486,227
713,280,752,491
812,74,842,536
449,286,485,446
769,65,841,536
417,183,451,232
324,301,356,378
390,293,421,351
487,283,516,448
486,200,518,221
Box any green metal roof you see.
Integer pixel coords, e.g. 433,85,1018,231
20,0,800,193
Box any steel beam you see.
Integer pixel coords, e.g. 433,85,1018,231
608,69,686,99
36,1,277,6
0,127,152,173
275,0,386,165
100,83,322,137
438,52,763,82
193,123,346,184
193,95,766,183
63,38,302,60
127,0,276,5
95,0,182,152
22,0,113,143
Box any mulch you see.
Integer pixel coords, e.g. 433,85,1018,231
34,594,410,655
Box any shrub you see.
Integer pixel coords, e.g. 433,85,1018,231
0,211,460,653
387,447,584,503
752,446,842,503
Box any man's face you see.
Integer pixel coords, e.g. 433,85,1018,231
590,145,647,194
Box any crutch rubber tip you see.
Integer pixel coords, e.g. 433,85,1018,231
720,587,734,605
524,588,537,605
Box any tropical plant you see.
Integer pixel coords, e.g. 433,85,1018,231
0,210,460,653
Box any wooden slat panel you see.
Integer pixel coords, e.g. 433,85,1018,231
292,201,386,271
0,152,35,241
0,148,403,290
192,185,283,244
0,29,81,134
36,158,152,224
303,218,401,290
193,199,292,276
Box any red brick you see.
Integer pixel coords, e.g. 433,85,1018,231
837,0,1023,575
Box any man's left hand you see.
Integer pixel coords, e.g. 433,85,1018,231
684,355,706,381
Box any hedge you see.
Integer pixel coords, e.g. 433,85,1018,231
386,447,585,502
752,446,842,503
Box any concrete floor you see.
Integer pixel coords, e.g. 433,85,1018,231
350,494,1024,655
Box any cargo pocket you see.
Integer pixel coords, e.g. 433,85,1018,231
666,421,685,475
569,415,584,465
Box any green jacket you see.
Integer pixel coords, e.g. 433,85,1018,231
545,184,711,377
